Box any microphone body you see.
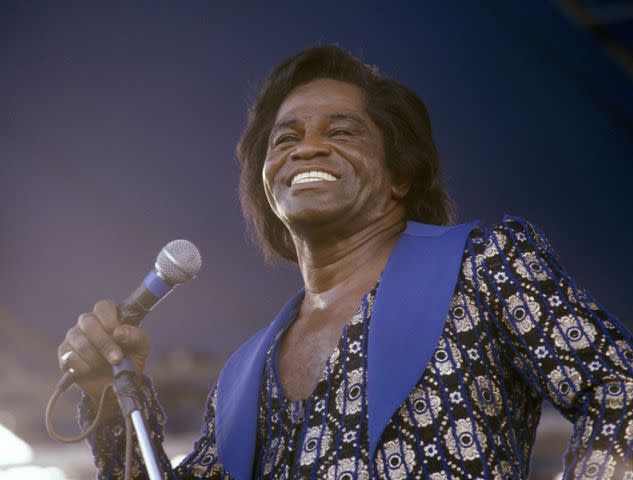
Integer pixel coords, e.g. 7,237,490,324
118,269,176,326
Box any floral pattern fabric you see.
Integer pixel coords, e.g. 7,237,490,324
80,217,633,479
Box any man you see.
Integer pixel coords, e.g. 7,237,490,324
58,45,633,479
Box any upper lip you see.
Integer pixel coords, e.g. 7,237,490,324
287,166,341,186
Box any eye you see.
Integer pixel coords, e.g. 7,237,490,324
272,133,299,147
329,128,353,137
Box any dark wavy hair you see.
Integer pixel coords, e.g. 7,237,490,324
237,45,456,262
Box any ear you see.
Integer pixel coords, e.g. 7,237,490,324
391,182,411,200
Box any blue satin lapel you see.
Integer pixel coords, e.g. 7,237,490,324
215,220,480,479
216,289,303,480
367,219,480,464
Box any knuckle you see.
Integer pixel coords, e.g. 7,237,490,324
90,333,109,350
115,324,133,341
67,328,89,351
94,299,120,331
131,327,149,346
94,298,117,315
77,312,97,331
127,326,142,340
65,326,80,343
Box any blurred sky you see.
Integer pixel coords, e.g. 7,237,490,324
1,1,631,369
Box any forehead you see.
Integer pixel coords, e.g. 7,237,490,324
275,78,367,122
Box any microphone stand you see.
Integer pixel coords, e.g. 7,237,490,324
112,359,165,480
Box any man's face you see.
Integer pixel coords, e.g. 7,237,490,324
262,78,402,233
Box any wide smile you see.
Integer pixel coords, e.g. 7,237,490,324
290,170,339,186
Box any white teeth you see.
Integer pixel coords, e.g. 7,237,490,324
291,171,338,185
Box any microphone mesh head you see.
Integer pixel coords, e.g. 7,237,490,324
155,240,202,285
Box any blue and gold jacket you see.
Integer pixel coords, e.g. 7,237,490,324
81,215,633,479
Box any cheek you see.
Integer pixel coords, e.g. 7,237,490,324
261,160,280,209
263,148,289,189
261,154,276,189
261,162,271,190
356,151,388,184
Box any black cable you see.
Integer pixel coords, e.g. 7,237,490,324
45,376,135,478
45,381,114,444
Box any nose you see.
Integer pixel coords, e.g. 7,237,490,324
290,134,331,161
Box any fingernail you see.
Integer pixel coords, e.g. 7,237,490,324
109,352,122,364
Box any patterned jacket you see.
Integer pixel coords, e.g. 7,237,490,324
80,215,633,479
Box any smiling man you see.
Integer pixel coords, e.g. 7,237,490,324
59,45,633,479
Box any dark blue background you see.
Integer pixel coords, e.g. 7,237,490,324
1,1,631,366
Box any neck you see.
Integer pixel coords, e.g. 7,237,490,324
291,209,406,309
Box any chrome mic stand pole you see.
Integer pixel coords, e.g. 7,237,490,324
112,359,164,480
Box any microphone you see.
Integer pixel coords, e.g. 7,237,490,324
57,239,202,391
118,239,202,326
47,240,202,477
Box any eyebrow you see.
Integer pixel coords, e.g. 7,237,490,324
326,113,368,128
269,119,299,139
269,113,369,139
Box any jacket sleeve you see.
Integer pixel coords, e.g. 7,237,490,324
78,376,229,479
478,215,633,478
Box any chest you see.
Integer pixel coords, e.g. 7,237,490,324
276,304,357,401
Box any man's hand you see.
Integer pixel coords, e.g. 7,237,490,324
57,299,151,401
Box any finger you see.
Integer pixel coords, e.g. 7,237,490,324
113,325,151,356
58,349,93,377
58,343,72,371
93,299,120,333
65,326,109,372
58,341,70,364
78,312,123,365
59,350,72,369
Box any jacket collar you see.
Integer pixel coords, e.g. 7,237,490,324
216,219,480,479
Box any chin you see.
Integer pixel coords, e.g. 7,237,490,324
280,204,349,230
